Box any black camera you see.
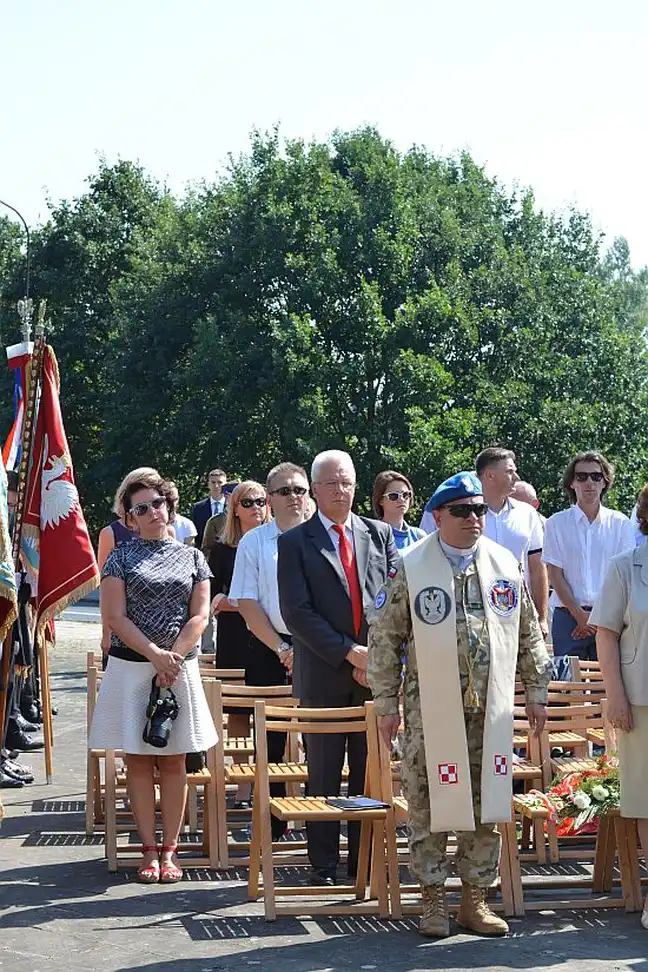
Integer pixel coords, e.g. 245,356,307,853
143,680,179,748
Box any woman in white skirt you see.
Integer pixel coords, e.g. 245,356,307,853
89,470,217,884
590,482,648,931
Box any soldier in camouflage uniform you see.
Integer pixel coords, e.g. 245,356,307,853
368,472,551,938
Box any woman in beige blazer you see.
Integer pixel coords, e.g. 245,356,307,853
590,484,648,930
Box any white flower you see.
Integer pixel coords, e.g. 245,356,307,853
573,791,592,810
591,784,609,801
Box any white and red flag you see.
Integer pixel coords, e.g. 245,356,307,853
22,345,99,636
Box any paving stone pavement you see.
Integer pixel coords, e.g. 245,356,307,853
1,621,647,972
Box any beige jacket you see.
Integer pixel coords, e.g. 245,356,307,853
590,543,648,705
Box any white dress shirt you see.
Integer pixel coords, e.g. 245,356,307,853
173,513,197,544
229,520,289,636
483,498,544,580
210,496,225,517
543,504,635,608
318,510,354,557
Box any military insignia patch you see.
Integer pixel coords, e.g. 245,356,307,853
414,586,451,625
438,762,458,785
494,754,508,776
488,579,518,616
387,566,398,579
374,589,387,611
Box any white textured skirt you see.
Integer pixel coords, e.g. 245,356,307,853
88,655,218,756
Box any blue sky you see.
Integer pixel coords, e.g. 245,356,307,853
2,1,647,264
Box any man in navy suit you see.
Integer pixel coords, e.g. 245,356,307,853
278,450,399,884
192,468,227,548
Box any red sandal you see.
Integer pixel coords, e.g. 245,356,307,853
159,844,183,883
137,845,160,884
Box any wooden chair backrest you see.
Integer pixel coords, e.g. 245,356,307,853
254,701,382,796
198,666,245,682
515,700,604,732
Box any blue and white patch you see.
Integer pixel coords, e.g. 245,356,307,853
414,586,452,625
488,579,518,616
374,589,387,611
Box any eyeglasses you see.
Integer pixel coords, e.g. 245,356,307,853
314,480,356,492
383,490,412,502
130,497,167,517
444,502,488,519
239,496,267,509
573,471,606,483
270,485,309,497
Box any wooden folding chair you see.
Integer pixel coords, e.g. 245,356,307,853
208,681,302,868
249,700,400,920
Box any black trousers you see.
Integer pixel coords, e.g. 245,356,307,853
301,682,371,876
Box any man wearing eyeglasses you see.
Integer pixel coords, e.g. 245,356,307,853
368,471,550,938
278,449,399,886
543,451,634,660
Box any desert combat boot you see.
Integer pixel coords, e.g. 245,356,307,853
419,885,450,937
456,883,509,936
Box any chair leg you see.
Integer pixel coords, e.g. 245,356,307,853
592,814,615,892
500,821,524,917
248,801,262,901
105,750,118,873
261,810,277,921
533,817,547,863
86,753,96,835
615,816,643,912
384,809,402,919
355,819,371,900
371,821,389,918
205,780,219,869
187,787,199,833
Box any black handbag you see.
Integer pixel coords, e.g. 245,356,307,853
142,677,179,748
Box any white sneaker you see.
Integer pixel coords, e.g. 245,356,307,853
641,894,648,930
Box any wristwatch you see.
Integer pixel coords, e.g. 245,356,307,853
277,641,291,655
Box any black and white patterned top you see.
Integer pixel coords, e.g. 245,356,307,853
102,538,212,663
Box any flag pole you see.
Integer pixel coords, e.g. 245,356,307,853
0,302,48,770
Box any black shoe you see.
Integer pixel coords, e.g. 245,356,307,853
1,760,33,783
2,749,20,761
13,714,40,734
21,703,41,723
5,730,45,752
309,869,337,886
0,768,23,788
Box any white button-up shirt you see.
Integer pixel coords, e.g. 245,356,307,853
318,510,354,557
420,497,543,580
483,498,544,580
210,496,225,517
229,520,289,635
543,504,635,608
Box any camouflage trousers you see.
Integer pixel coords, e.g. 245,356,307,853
400,710,501,888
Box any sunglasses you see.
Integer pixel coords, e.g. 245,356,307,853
239,496,267,509
384,490,412,502
270,485,309,497
445,502,488,519
573,471,606,483
130,497,167,517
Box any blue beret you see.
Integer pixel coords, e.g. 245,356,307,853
425,472,483,512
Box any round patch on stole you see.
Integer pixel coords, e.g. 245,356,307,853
414,586,452,625
374,589,387,611
488,578,519,616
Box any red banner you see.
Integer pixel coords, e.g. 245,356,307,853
24,346,99,635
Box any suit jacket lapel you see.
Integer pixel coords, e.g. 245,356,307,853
352,513,370,590
306,515,349,591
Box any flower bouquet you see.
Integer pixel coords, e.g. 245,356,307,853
516,755,620,836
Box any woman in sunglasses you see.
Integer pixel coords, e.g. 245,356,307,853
208,481,271,757
89,470,217,884
372,470,426,550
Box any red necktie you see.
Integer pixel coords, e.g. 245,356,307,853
332,524,363,635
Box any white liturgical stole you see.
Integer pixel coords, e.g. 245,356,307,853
401,532,521,832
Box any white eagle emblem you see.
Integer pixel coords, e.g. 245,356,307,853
40,434,79,529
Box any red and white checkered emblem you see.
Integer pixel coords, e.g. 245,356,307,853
438,762,459,785
494,755,508,776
